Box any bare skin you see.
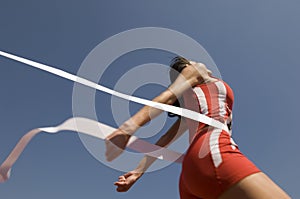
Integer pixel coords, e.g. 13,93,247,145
105,61,210,161
114,118,188,192
105,61,291,198
218,172,290,199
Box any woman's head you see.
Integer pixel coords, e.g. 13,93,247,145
169,56,190,83
169,56,212,84
167,56,190,117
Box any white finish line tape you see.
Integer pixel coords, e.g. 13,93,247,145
0,50,227,183
0,50,227,130
0,117,184,183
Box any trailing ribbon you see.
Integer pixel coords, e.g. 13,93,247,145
0,117,184,183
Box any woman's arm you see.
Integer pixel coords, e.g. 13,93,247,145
114,118,187,192
126,66,199,129
105,64,199,161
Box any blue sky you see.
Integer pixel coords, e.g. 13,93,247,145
0,1,299,198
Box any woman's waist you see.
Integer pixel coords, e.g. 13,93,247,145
188,122,231,143
188,127,235,150
186,118,228,132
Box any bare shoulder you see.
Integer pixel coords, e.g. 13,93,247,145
181,62,209,86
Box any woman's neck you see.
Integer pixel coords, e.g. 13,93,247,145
198,75,217,84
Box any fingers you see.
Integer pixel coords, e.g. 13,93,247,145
115,182,131,192
105,130,130,161
114,181,126,186
116,186,129,192
105,138,120,161
118,175,126,181
114,174,134,192
123,172,132,178
114,176,125,185
105,141,123,161
114,179,129,192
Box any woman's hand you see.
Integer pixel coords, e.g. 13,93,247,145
114,171,143,192
105,129,131,162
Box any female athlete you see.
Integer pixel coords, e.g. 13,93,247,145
105,56,290,199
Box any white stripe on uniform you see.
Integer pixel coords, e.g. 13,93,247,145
209,128,223,167
215,81,227,118
193,87,208,115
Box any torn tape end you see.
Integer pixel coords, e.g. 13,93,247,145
39,127,58,133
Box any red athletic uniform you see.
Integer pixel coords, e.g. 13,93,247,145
179,79,260,199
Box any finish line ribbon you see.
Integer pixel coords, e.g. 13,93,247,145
0,117,184,183
0,50,227,183
0,50,227,130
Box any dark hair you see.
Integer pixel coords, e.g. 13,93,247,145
169,56,190,83
168,56,190,117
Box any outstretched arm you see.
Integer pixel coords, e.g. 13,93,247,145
105,65,199,161
114,118,188,192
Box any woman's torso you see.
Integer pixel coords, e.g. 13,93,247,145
182,78,234,143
